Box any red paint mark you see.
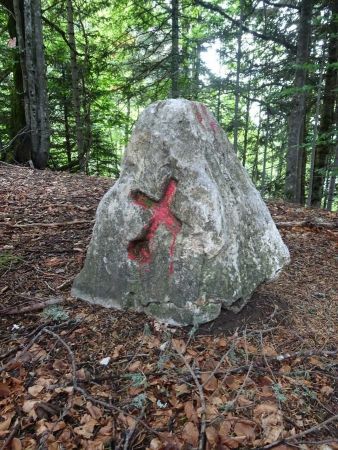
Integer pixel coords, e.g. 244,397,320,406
192,102,204,126
128,179,181,275
210,120,218,132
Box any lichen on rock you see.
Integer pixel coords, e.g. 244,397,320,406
71,99,290,326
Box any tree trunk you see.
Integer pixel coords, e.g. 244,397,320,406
311,0,338,207
233,1,243,155
7,4,30,163
307,43,326,206
261,111,270,195
170,0,179,98
242,77,251,167
66,0,85,171
284,0,312,202
326,100,338,211
32,0,50,168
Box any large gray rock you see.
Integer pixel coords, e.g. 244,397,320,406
72,99,290,326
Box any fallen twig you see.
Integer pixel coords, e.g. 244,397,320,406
174,345,206,450
276,220,337,230
0,219,94,228
0,418,20,450
209,347,337,376
261,413,338,449
0,297,63,315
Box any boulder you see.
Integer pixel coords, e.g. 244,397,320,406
72,99,290,325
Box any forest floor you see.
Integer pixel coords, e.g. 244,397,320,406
0,163,337,450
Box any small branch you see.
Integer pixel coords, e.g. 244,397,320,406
0,219,94,228
0,418,20,450
0,297,63,315
174,347,206,450
262,414,338,449
210,348,337,376
276,220,337,230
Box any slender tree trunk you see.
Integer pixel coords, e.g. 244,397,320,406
252,108,262,183
307,44,326,206
33,0,49,168
170,0,179,98
242,77,251,167
285,0,312,202
23,0,39,162
7,2,30,163
192,41,201,100
326,100,338,210
261,111,270,195
233,0,243,154
66,0,85,171
311,0,338,207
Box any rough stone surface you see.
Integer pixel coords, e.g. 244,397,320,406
72,99,290,326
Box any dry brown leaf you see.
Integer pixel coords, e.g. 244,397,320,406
74,418,97,439
112,344,124,358
0,382,10,398
149,437,162,450
172,339,186,354
224,375,242,390
22,400,39,414
128,360,142,372
175,383,190,396
320,385,334,396
201,372,218,392
184,401,198,424
233,420,256,441
11,437,22,450
182,421,199,446
0,414,14,432
219,419,232,436
28,384,44,397
262,345,277,357
86,402,103,420
206,426,218,446
254,402,284,443
52,359,68,371
236,395,253,407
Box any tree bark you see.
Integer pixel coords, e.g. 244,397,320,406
326,98,338,211
170,0,179,98
233,0,243,154
66,0,85,171
311,0,338,207
33,0,50,168
284,0,312,203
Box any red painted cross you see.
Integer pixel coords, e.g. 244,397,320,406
128,179,181,274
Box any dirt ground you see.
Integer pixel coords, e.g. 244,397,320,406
0,163,337,450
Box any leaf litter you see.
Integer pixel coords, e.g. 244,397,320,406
0,164,337,449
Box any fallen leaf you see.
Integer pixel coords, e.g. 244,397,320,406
262,345,277,357
172,339,186,354
233,419,256,441
320,385,334,396
11,437,22,450
175,384,190,396
112,344,124,358
182,421,198,446
74,418,97,439
22,400,39,414
87,402,103,420
0,382,10,398
206,426,218,446
28,384,44,397
0,414,14,432
201,372,218,392
184,401,198,424
254,402,284,443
